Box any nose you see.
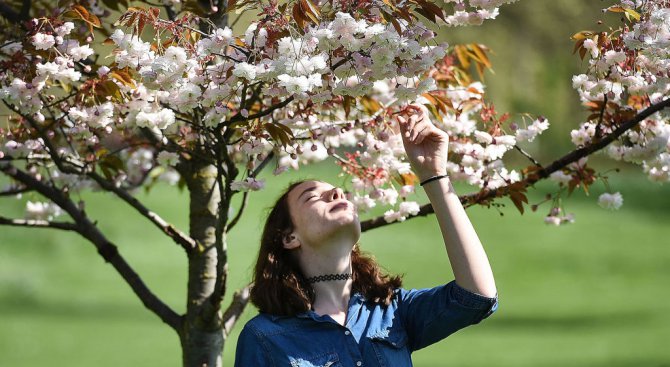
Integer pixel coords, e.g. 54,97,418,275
329,187,345,201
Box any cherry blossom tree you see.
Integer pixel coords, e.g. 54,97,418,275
1,0,669,365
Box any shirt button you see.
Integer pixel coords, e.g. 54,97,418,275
356,362,362,366
344,330,351,335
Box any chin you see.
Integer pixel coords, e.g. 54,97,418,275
342,216,362,238
326,215,361,240
335,212,360,228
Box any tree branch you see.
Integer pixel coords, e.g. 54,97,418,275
225,55,353,125
227,151,275,231
222,283,252,337
0,186,31,196
20,0,31,20
360,97,670,232
0,215,78,231
594,94,609,140
229,95,295,124
513,145,542,167
164,4,177,21
0,163,183,331
5,103,198,253
0,2,21,23
85,171,198,253
250,150,275,178
227,190,248,231
44,91,77,108
208,129,238,309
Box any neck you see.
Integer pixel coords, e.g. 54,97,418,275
298,240,355,314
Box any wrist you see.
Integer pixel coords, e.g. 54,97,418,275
417,170,447,182
419,173,449,186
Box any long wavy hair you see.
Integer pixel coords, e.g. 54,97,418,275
249,180,403,316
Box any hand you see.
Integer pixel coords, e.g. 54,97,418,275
395,104,450,182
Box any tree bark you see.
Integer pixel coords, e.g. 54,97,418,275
180,159,225,367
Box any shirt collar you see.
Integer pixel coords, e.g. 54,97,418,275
269,292,365,321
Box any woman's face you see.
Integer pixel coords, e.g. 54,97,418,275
285,180,360,249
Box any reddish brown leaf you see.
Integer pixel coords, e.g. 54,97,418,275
292,3,307,30
509,191,527,215
415,0,446,22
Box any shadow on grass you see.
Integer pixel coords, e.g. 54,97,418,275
0,297,154,322
485,311,657,331
553,359,670,367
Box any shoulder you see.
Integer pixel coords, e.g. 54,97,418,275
242,313,278,333
235,314,279,366
241,312,304,337
391,283,449,301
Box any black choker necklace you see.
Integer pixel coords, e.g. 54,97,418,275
306,273,352,284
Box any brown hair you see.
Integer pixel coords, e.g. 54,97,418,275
249,180,403,316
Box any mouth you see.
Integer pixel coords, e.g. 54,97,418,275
329,201,350,213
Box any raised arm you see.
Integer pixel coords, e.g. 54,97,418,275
396,105,497,298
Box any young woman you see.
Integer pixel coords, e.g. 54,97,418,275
234,105,498,367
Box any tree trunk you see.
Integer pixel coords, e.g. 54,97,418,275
180,9,231,365
180,160,226,367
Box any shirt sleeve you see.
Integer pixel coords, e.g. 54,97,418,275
234,323,275,367
397,280,499,352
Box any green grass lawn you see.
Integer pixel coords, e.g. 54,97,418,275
1,161,669,366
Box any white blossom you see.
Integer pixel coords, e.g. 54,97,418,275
157,151,179,166
598,192,623,210
230,177,265,192
32,33,55,50
25,201,63,220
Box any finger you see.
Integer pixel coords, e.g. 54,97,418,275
396,116,409,135
413,124,433,145
407,104,425,117
406,104,421,112
397,117,414,145
411,122,429,142
407,114,420,137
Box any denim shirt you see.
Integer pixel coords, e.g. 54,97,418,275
234,280,498,367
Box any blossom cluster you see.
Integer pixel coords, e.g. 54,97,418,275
1,0,667,225
441,0,520,26
0,5,550,223
570,2,670,183
25,200,64,221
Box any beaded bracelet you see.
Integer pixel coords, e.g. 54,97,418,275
419,174,449,186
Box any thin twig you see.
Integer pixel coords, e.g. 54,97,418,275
513,145,542,167
155,18,208,36
226,190,248,231
222,283,252,337
227,151,275,231
0,216,78,231
86,170,198,253
44,91,77,108
594,94,608,140
0,186,31,196
250,150,275,178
